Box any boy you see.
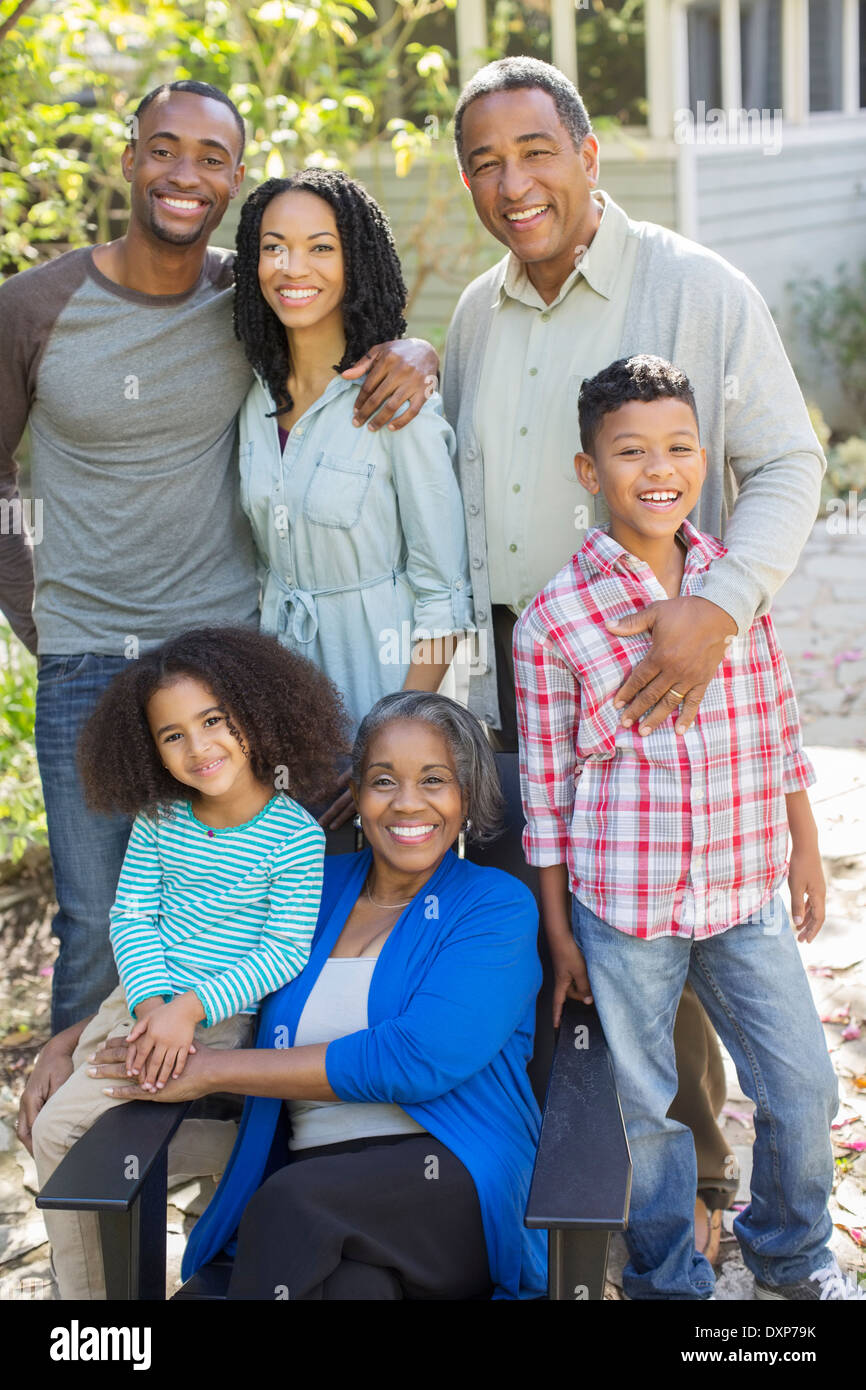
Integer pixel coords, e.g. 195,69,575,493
514,355,859,1300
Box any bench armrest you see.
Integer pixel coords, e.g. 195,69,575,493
525,999,631,1300
37,1101,190,1299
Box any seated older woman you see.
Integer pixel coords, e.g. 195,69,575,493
95,691,546,1300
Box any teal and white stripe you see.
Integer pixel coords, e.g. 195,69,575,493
109,795,324,1026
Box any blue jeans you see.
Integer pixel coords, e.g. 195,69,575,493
572,894,838,1300
34,655,133,1033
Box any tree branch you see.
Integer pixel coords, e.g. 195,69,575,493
0,0,40,45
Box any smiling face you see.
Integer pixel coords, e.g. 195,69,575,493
257,189,346,336
146,675,257,802
575,397,707,553
353,720,468,881
460,86,599,292
122,91,244,247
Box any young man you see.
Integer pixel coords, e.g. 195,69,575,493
440,54,825,1238
0,79,436,1034
514,354,856,1301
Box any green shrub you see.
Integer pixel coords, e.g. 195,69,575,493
0,623,46,862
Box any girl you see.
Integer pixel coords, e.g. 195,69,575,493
31,625,348,1299
233,171,475,829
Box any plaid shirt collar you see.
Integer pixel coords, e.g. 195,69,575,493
578,517,726,585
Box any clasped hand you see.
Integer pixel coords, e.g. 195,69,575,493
124,993,202,1092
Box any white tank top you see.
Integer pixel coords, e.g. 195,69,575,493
287,957,427,1151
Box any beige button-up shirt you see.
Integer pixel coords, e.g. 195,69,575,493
476,192,638,612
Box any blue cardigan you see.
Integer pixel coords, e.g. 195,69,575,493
182,849,548,1299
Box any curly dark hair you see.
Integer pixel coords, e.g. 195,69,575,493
78,627,350,817
578,354,700,455
233,169,407,418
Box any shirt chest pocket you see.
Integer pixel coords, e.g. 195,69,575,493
302,451,376,529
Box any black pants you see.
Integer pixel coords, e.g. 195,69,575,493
488,605,520,752
228,1133,493,1301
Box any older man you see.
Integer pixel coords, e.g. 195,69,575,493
440,57,824,1242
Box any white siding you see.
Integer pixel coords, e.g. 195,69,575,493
694,125,866,427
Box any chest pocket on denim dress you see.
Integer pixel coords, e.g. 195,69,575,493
303,451,375,529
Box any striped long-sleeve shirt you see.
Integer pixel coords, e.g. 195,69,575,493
514,521,815,939
109,795,324,1026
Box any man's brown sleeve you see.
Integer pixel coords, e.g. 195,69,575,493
0,254,87,653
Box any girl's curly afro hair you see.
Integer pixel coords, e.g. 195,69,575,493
233,169,407,418
78,626,350,817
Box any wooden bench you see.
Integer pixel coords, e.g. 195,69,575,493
37,753,631,1300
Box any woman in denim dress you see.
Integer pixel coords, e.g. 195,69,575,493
233,172,474,827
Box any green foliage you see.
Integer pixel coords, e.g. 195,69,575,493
576,0,646,127
0,622,46,862
483,0,646,126
0,0,464,275
822,435,866,507
789,261,866,429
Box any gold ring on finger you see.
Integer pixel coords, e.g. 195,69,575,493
669,688,686,701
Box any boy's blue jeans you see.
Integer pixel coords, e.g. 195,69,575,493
572,894,838,1300
34,654,132,1034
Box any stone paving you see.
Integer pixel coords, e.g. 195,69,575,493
0,520,864,1302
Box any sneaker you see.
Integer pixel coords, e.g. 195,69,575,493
755,1259,866,1301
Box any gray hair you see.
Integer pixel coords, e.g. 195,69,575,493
351,691,504,845
454,56,593,172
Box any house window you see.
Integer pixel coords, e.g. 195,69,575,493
687,0,723,112
809,0,845,109
740,0,783,108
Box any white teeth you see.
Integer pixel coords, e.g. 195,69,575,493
388,824,435,839
506,205,548,221
278,288,319,300
640,491,679,502
160,197,203,209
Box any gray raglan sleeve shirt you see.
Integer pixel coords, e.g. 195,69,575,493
0,255,76,652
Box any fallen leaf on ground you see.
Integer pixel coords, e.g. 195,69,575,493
722,1106,754,1128
821,1005,851,1023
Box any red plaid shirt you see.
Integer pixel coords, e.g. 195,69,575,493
514,521,814,938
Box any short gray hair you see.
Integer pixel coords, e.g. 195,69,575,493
454,56,593,172
351,692,504,844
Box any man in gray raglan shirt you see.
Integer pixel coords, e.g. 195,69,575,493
0,80,436,1037
441,59,825,1244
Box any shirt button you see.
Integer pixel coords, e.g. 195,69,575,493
477,609,487,622
509,543,518,553
472,557,483,569
455,579,463,590
467,446,478,460
519,426,528,437
529,367,538,376
512,483,521,493
693,788,704,802
468,503,479,516
540,311,551,322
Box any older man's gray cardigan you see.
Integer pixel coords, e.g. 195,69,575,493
440,196,824,730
